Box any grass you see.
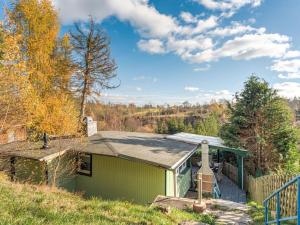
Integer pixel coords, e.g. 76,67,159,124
247,202,297,225
0,173,215,225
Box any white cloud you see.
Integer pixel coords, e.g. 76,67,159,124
208,22,265,37
181,16,219,35
248,18,256,24
202,89,232,101
167,36,213,55
180,11,197,23
186,33,290,63
53,0,300,80
193,64,211,72
184,86,200,92
133,75,158,82
271,59,300,79
273,82,300,98
138,39,166,54
283,50,300,59
136,87,142,91
53,0,177,37
197,0,262,17
101,89,233,105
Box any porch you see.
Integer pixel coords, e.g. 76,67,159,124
167,133,249,203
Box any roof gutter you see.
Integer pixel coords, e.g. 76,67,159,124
170,145,199,170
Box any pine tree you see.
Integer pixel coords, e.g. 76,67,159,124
220,76,299,175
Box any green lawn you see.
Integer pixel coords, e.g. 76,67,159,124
0,173,215,225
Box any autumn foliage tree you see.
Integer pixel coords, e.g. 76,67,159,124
220,76,299,175
0,22,29,131
6,0,79,137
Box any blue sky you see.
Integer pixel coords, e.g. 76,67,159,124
1,0,300,105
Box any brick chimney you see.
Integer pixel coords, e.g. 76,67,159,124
198,140,214,195
84,117,97,137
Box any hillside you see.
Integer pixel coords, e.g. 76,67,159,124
0,173,215,225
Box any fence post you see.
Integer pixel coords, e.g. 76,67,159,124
276,192,281,225
264,201,268,225
297,177,300,225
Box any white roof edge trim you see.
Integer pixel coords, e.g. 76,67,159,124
166,132,226,148
170,145,199,170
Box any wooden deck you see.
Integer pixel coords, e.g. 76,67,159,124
186,174,247,203
218,175,247,203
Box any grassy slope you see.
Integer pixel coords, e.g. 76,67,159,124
0,173,215,225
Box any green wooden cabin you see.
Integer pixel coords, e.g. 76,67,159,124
0,131,198,204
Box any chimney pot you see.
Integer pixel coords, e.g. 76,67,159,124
42,133,49,149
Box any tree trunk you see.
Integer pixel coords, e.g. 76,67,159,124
79,80,87,122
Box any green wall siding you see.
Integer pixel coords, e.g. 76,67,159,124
76,155,166,204
0,157,10,172
14,158,46,184
47,153,77,192
177,167,191,197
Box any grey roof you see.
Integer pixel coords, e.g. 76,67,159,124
167,133,225,147
167,132,249,157
0,138,84,161
0,131,198,169
85,131,198,169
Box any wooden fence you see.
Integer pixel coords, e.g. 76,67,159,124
245,173,297,217
222,162,297,217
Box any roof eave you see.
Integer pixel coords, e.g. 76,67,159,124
170,145,199,170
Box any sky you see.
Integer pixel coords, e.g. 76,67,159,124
1,0,300,105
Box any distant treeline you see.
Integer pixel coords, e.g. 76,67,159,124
86,102,227,136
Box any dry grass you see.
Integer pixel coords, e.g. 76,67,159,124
0,173,215,225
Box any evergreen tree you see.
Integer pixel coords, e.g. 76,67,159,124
177,118,185,132
167,118,178,134
220,76,299,175
185,123,194,133
194,113,220,136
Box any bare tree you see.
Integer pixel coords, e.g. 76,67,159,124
70,16,119,123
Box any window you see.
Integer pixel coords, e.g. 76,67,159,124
78,153,92,176
179,161,187,173
176,161,187,176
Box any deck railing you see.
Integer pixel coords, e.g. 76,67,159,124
213,174,221,199
263,175,300,225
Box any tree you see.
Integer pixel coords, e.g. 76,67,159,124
194,113,220,136
9,0,59,95
70,16,118,122
52,34,76,93
7,0,79,137
220,76,299,175
167,119,178,134
0,22,28,131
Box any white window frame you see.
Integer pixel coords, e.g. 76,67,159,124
176,160,187,175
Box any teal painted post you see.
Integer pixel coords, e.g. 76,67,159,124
276,192,281,225
237,155,244,189
298,177,300,225
264,202,268,225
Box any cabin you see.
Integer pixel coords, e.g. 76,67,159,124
0,129,249,204
0,131,200,204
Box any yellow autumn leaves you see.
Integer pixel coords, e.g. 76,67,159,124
0,0,79,137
